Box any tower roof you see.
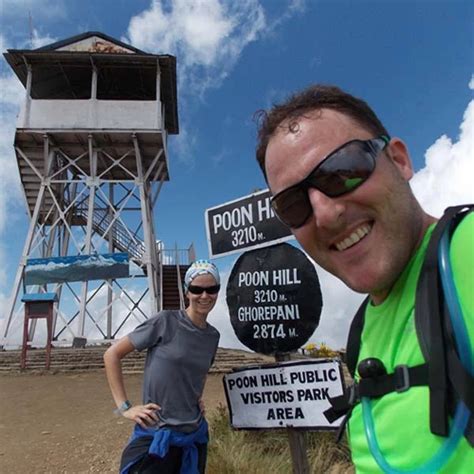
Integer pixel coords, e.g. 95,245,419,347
4,32,179,134
32,31,147,54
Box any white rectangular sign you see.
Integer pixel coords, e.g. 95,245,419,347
223,359,344,430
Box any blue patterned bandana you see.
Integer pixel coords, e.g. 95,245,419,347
184,260,220,291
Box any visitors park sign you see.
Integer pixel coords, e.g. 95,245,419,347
223,359,344,429
205,189,293,258
226,243,322,354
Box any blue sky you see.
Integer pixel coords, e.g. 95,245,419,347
1,0,473,350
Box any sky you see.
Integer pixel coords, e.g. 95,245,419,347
0,0,473,351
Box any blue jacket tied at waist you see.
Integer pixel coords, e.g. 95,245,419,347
121,419,208,474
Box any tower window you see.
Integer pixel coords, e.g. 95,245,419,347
31,64,92,99
97,65,157,100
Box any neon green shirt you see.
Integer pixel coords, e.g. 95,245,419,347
348,213,474,473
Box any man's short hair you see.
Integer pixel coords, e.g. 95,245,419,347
255,84,390,179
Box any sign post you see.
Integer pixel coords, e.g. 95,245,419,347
276,352,309,474
225,243,327,473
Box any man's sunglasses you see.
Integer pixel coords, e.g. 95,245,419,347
271,135,390,228
187,284,221,295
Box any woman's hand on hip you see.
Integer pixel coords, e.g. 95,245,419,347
122,403,161,428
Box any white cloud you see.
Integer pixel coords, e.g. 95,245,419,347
124,0,300,161
0,31,59,238
411,83,474,216
123,1,306,161
0,76,24,236
31,29,57,49
125,0,266,96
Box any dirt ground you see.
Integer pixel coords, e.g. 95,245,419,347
0,372,227,473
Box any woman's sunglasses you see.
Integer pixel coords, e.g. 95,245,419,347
271,135,390,228
187,284,221,295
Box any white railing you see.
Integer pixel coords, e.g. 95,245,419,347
158,245,194,266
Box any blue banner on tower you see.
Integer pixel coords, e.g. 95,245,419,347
24,253,130,285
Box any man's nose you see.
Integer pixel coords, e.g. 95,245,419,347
307,187,345,229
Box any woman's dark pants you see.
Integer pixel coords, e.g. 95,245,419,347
124,442,207,474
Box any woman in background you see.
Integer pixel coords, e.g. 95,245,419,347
104,259,221,474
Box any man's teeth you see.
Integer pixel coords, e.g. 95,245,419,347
335,224,371,251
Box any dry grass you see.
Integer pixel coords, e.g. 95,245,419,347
207,405,354,474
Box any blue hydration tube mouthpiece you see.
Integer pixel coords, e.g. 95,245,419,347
360,224,472,473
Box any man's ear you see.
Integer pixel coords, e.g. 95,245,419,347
385,138,414,181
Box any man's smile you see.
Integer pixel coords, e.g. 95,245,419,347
334,223,373,252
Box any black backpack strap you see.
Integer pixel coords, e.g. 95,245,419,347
357,363,429,397
345,296,370,378
323,296,369,426
324,363,430,429
415,204,474,442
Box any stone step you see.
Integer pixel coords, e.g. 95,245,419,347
0,346,273,374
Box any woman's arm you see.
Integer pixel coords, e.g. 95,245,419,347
103,336,160,428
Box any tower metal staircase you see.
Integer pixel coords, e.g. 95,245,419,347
78,204,194,310
75,206,145,262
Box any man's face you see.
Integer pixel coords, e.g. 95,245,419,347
265,109,423,302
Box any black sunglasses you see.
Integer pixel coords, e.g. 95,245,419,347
271,136,390,228
187,284,221,295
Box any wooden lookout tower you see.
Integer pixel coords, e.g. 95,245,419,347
2,32,193,349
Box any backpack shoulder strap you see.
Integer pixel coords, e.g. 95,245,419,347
415,204,474,439
345,296,370,378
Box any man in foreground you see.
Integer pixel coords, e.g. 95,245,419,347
255,85,473,472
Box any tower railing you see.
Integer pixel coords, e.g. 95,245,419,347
158,246,194,266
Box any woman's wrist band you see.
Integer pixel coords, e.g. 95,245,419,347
114,400,132,415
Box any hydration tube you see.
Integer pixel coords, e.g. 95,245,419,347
361,223,472,473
